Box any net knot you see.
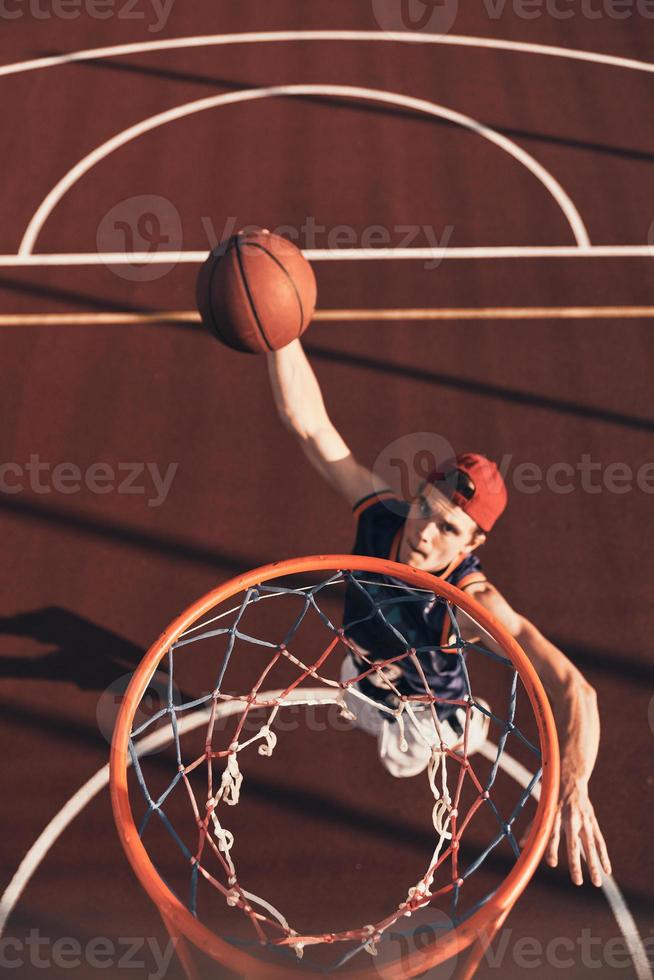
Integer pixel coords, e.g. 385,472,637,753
289,931,305,959
257,725,277,757
225,887,240,908
213,824,234,854
406,884,431,912
363,925,381,955
338,696,356,722
432,799,453,839
218,752,243,806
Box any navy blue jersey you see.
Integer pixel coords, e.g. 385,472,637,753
343,490,486,716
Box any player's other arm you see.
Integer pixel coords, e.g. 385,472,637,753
267,340,374,506
460,581,611,888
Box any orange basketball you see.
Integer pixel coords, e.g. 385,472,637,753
196,229,317,353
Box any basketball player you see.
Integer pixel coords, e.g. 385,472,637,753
267,339,611,889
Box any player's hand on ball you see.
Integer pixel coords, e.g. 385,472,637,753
196,227,316,353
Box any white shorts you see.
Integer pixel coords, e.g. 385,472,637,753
340,655,490,779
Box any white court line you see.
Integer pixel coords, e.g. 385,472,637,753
18,84,589,256
0,31,653,80
1,246,651,267
0,691,649,980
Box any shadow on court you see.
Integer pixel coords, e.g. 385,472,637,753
306,343,654,433
0,606,144,691
57,55,654,167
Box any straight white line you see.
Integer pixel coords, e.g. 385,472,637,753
0,32,652,80
0,246,650,267
304,245,651,260
1,694,648,980
17,85,589,255
2,308,654,327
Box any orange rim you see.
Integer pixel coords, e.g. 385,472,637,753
110,555,560,979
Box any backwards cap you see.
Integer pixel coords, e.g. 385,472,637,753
425,453,508,532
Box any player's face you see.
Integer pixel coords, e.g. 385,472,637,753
398,484,481,572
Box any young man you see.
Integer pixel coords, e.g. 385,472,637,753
267,339,611,889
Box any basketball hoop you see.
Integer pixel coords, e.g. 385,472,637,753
110,555,558,979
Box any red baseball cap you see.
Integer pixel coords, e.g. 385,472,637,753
425,453,508,532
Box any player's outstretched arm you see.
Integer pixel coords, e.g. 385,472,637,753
267,340,374,506
460,581,612,889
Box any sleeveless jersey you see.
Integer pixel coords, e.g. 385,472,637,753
343,490,486,717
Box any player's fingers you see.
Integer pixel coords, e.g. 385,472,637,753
580,818,603,887
565,812,583,886
545,810,561,867
591,815,612,875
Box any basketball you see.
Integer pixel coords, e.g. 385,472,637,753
196,228,317,353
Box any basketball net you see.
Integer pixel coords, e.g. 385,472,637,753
111,556,558,979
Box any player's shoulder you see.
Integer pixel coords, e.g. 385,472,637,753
351,490,408,560
352,488,405,520
454,553,486,591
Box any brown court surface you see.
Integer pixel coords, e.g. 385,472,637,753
0,2,653,978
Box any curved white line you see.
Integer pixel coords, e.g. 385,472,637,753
0,31,653,80
478,742,653,980
1,691,650,980
18,83,590,256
